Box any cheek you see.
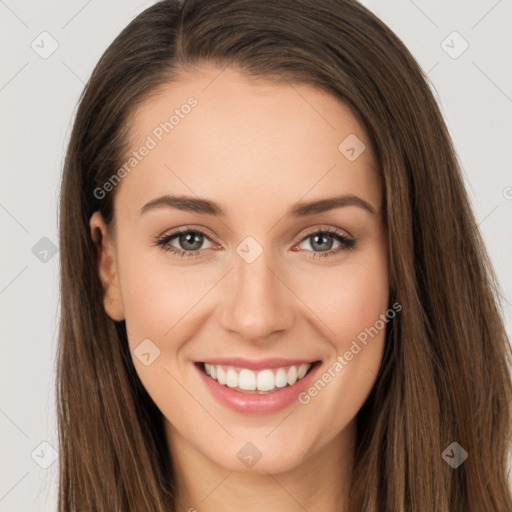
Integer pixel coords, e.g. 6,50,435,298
332,265,388,344
115,243,210,410
293,248,389,432
117,240,211,343
290,245,389,396
294,250,389,346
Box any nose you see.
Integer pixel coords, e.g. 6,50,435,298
219,245,295,343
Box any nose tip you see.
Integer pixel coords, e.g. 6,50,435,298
219,252,295,343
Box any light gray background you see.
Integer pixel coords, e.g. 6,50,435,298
1,1,511,510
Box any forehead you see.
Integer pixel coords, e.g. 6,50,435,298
115,66,380,219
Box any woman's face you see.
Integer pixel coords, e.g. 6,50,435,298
90,65,389,475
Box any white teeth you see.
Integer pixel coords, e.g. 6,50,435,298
217,366,226,385
238,369,256,391
287,366,298,385
297,363,309,379
202,363,313,392
225,368,238,388
256,369,275,391
275,368,288,388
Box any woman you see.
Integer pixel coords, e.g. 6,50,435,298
57,0,512,510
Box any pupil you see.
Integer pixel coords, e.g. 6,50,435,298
312,234,333,252
181,232,203,251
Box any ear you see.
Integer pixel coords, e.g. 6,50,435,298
89,211,125,322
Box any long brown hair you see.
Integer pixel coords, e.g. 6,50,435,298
57,0,512,510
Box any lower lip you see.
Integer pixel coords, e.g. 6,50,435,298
195,362,321,415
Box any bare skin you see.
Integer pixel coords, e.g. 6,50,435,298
90,65,389,512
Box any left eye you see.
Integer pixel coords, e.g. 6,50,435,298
293,229,357,259
298,232,343,252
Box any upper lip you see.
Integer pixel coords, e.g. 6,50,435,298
197,357,320,371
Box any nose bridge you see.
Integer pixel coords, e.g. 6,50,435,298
220,237,294,341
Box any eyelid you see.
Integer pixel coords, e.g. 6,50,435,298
158,225,220,245
296,225,352,242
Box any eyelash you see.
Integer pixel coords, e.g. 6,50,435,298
154,226,357,261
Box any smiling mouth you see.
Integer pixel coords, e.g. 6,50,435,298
197,361,320,394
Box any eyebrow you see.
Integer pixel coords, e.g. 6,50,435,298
139,193,377,217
